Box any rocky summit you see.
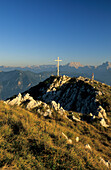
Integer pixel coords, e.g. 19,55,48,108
6,75,111,128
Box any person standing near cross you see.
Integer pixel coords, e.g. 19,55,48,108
55,57,62,76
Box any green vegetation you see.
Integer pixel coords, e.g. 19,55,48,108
0,101,111,169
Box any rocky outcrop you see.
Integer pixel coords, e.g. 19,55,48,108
75,137,79,142
85,144,92,151
5,93,42,110
100,118,109,128
97,106,107,119
100,157,111,168
5,75,110,127
5,93,66,119
33,76,106,118
67,112,81,122
62,132,73,145
27,76,109,124
5,93,22,106
47,75,71,93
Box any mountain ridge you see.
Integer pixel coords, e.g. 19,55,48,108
6,75,111,127
0,70,52,100
0,61,111,72
2,75,111,169
0,61,111,100
66,62,84,68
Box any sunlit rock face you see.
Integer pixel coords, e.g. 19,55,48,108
24,75,107,116
5,75,111,127
5,93,66,119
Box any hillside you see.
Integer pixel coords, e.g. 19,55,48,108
1,75,111,169
0,99,111,169
0,70,52,100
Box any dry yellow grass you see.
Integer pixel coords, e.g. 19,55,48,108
0,101,110,169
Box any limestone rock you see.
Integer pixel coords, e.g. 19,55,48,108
51,101,65,115
47,75,71,93
72,115,81,122
67,112,81,122
75,137,79,142
89,113,93,117
51,101,60,111
92,115,95,119
44,109,52,117
67,139,73,145
62,132,68,140
5,93,22,106
5,76,110,127
43,112,49,117
89,113,95,120
85,144,92,150
97,106,107,119
62,132,72,145
100,118,109,128
23,93,33,101
28,75,109,123
100,157,111,168
26,100,42,110
96,91,102,96
5,93,66,119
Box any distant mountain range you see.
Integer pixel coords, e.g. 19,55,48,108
0,65,56,73
61,61,111,85
0,61,111,100
1,61,111,73
0,70,52,100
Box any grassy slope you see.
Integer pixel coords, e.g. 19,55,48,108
0,101,111,170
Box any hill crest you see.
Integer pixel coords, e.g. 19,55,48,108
6,75,111,128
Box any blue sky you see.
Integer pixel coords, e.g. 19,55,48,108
0,0,111,66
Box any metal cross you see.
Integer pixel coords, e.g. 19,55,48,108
55,57,62,76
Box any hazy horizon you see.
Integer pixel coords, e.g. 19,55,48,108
0,60,110,67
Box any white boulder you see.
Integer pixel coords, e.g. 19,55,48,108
100,118,109,128
26,100,42,110
23,93,33,101
75,137,79,142
100,157,111,168
72,115,81,122
85,144,92,150
51,101,61,111
67,139,73,145
6,93,22,106
62,132,73,145
97,106,107,119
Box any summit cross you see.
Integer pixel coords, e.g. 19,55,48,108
55,57,62,76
